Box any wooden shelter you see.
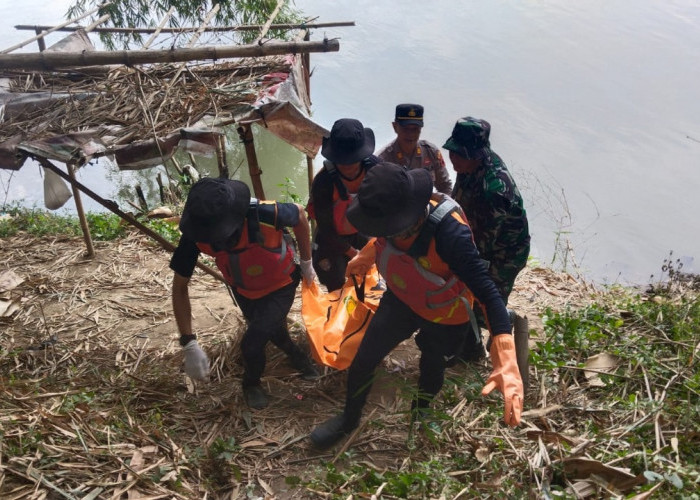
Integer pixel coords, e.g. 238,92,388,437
0,5,349,262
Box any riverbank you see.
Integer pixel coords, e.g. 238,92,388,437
1,231,698,498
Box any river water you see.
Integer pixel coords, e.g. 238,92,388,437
1,0,699,285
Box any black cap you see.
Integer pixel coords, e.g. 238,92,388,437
346,162,433,237
395,103,424,127
179,178,251,244
321,118,375,164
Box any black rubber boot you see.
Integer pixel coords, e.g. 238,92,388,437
243,385,269,409
446,333,486,367
290,353,321,380
310,413,357,449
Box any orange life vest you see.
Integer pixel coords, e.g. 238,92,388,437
196,200,296,299
375,198,477,325
321,161,359,235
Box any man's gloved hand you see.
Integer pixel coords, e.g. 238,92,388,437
182,339,210,380
345,239,377,277
481,334,523,426
300,259,317,284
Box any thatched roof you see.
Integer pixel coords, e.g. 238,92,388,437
0,20,338,172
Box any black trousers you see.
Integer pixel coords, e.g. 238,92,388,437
343,289,472,424
232,273,306,387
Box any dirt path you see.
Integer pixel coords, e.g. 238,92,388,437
1,232,598,498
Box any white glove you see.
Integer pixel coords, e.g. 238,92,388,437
300,259,317,284
182,340,210,380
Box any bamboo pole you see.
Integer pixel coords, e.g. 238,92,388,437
237,124,265,200
1,3,110,54
67,163,95,258
306,155,315,233
255,0,286,45
35,28,46,52
85,14,111,33
0,38,340,71
36,157,226,284
216,135,230,178
150,4,219,126
141,7,176,49
302,30,311,101
14,22,355,34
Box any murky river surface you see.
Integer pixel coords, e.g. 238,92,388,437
2,0,698,285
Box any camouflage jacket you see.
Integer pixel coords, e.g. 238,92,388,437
451,150,530,300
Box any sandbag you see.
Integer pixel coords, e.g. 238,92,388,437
301,267,384,370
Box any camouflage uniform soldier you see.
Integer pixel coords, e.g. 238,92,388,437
377,104,453,195
443,117,530,302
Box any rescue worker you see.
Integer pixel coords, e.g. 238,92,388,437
309,118,379,291
377,103,452,195
170,177,320,410
310,163,523,449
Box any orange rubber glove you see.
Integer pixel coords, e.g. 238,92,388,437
345,238,377,277
481,334,524,426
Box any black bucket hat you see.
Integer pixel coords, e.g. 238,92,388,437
346,162,433,237
321,118,375,164
179,177,251,244
442,116,491,160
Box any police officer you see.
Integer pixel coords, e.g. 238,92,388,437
170,177,319,409
310,163,523,449
377,103,453,195
309,118,379,291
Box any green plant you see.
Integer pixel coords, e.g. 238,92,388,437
210,436,239,462
528,269,700,497
145,218,181,244
278,176,302,204
86,212,127,240
306,459,467,498
0,205,81,237
67,0,305,50
60,390,97,413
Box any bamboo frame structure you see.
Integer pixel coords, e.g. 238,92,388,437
1,4,106,54
2,6,342,257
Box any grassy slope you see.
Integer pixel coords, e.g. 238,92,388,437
1,211,699,498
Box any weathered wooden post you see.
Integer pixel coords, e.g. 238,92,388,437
237,124,265,200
